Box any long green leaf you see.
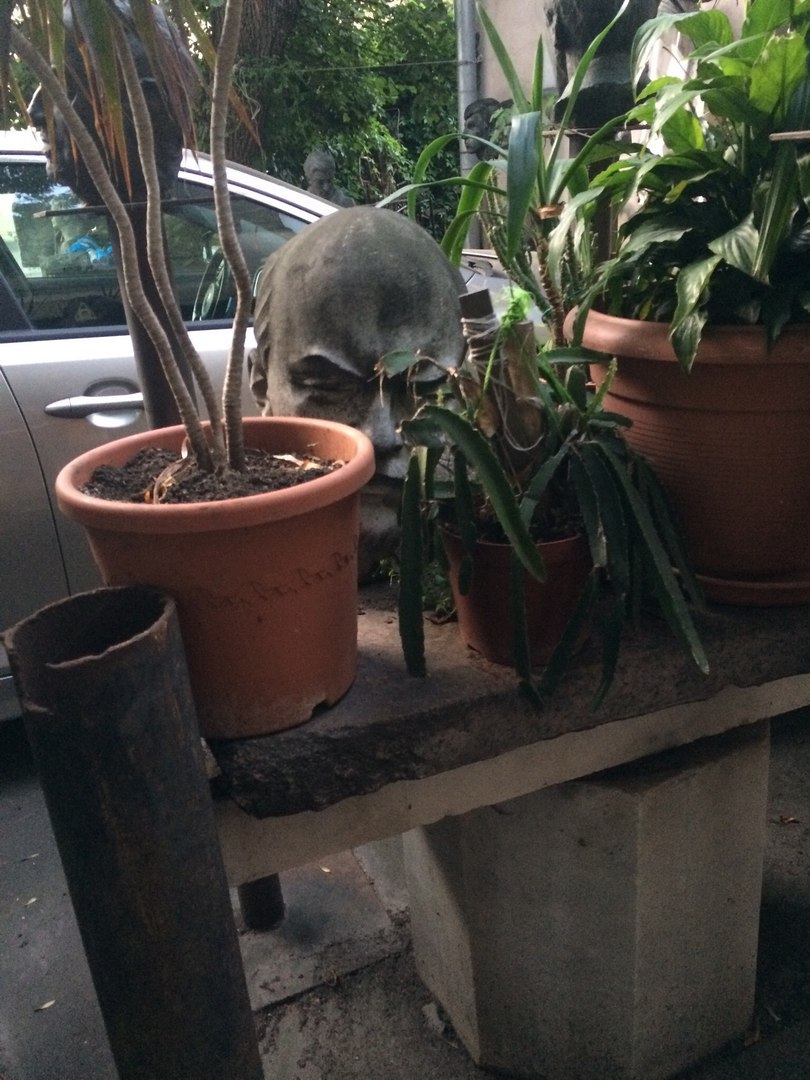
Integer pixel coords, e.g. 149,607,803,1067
551,0,632,163
537,572,600,700
510,550,533,687
398,455,426,677
506,111,541,259
578,442,630,594
420,405,546,582
477,3,530,112
753,141,798,282
591,595,626,709
569,452,607,567
596,443,709,674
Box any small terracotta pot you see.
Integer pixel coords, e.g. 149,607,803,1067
442,529,591,667
573,309,810,605
55,417,375,738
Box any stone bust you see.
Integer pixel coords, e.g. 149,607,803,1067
303,150,355,208
248,206,467,578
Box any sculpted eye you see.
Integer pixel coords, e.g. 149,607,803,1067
289,355,360,391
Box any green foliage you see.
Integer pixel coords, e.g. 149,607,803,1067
380,289,708,706
581,0,810,370
383,0,633,337
209,0,459,229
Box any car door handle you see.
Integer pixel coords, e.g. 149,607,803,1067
45,393,144,417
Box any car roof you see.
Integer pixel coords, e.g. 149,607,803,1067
0,128,339,220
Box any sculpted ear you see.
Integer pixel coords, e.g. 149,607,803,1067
247,347,271,415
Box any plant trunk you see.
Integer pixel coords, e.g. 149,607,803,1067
110,207,197,429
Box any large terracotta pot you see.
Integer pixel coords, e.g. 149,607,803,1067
575,309,810,605
442,529,591,666
55,417,375,738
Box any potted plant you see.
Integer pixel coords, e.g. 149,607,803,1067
384,285,708,705
4,0,375,737
567,0,810,603
377,2,706,700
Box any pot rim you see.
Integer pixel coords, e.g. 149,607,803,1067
55,416,376,535
571,308,810,366
440,524,588,561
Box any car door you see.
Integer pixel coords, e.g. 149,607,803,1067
0,147,325,718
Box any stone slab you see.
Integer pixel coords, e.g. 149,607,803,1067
209,584,810,820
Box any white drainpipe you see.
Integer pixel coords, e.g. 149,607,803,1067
455,0,479,178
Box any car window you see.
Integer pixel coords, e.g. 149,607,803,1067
0,162,309,332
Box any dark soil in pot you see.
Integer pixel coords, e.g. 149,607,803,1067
82,447,342,505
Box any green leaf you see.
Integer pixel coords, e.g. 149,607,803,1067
452,450,479,563
749,32,807,123
537,572,600,700
477,3,531,112
569,453,607,568
753,140,799,282
708,217,758,278
578,442,630,594
632,10,733,91
596,443,709,675
520,445,569,526
441,160,497,263
552,0,632,163
632,456,704,609
378,350,421,377
670,254,721,370
506,111,541,259
398,455,426,677
420,405,546,582
510,551,533,686
742,0,793,39
591,596,625,709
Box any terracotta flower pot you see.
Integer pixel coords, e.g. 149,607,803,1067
442,529,591,666
574,309,810,605
55,417,375,738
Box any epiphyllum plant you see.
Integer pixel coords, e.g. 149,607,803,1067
385,288,708,705
4,0,252,475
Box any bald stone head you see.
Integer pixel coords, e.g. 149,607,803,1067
249,205,466,576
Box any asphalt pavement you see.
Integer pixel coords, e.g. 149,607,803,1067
2,709,810,1079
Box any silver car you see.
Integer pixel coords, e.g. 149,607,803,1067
0,129,500,720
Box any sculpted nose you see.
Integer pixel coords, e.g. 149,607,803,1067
361,393,408,480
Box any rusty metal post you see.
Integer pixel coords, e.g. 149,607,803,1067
3,585,263,1080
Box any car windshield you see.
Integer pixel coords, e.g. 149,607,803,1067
0,162,308,333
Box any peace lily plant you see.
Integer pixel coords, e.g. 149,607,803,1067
573,0,810,370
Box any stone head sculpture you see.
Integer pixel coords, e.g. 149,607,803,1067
249,205,466,577
303,149,355,208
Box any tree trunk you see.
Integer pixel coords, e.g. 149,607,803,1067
212,0,303,165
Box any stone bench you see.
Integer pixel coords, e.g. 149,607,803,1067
208,584,810,1079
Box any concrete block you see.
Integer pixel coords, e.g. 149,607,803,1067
404,722,770,1079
